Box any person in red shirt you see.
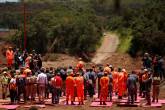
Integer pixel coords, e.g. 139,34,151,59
51,73,62,104
65,72,75,105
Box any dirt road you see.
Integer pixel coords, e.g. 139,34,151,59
91,32,119,64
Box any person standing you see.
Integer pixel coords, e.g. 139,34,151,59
108,71,113,101
1,71,9,99
118,68,125,99
142,69,152,105
152,73,160,103
51,73,62,104
127,71,138,104
65,72,75,105
100,71,109,105
37,68,48,104
112,68,118,95
87,68,95,98
75,72,84,105
9,73,17,104
97,68,104,98
6,47,14,69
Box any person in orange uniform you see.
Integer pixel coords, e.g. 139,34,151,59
118,68,125,99
75,72,84,105
100,71,109,105
112,68,118,95
122,69,128,96
6,47,14,68
66,72,75,105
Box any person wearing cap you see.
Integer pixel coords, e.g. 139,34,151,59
65,72,75,105
51,72,62,104
112,68,118,95
118,68,125,99
104,64,111,74
75,72,84,105
6,46,14,69
37,68,48,104
108,70,113,101
1,71,9,99
100,71,109,105
127,71,138,104
142,69,152,105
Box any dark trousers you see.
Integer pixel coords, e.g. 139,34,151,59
17,87,26,102
139,82,145,97
52,88,61,104
10,89,17,103
84,81,87,99
128,88,137,104
88,84,94,98
146,91,151,105
109,85,113,101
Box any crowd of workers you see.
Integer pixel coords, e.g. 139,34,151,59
0,47,165,106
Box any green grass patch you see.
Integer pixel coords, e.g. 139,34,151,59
111,29,132,53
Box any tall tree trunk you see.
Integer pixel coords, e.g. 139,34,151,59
113,0,121,13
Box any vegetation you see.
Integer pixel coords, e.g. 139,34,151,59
0,0,165,57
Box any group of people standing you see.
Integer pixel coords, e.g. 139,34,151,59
1,48,164,106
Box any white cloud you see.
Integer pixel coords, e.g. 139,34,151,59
0,0,19,2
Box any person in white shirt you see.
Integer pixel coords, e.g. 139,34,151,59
37,68,48,103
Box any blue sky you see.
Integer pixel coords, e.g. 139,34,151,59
0,0,19,2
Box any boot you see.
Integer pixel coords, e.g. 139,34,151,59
66,101,69,105
100,101,102,105
71,101,75,105
103,101,106,105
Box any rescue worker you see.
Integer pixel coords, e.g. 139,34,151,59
104,64,111,74
122,69,128,96
112,68,118,95
37,68,48,104
75,72,84,105
118,68,125,99
127,71,138,104
152,73,160,103
142,69,152,105
1,71,9,99
6,47,14,69
65,72,75,105
100,71,109,105
51,72,62,104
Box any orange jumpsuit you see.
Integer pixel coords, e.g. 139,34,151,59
6,49,14,67
66,76,75,102
123,71,128,94
118,72,125,97
75,76,84,102
112,71,118,93
100,76,109,102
